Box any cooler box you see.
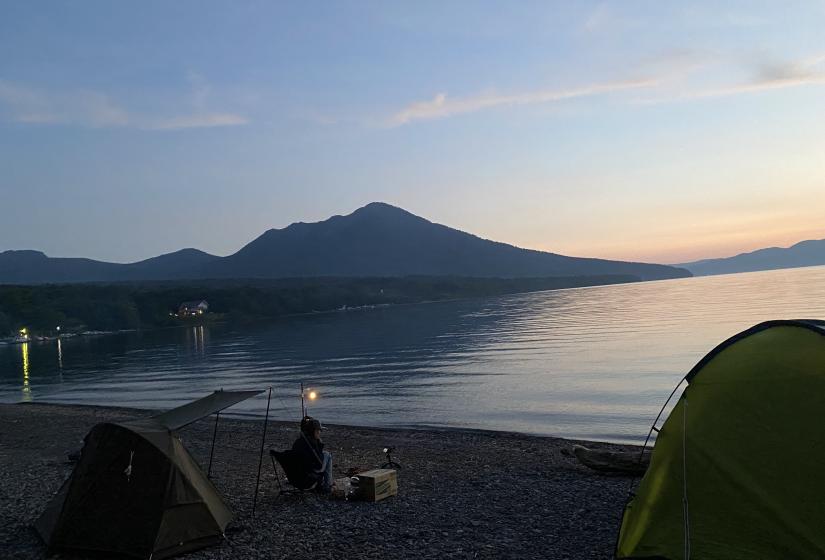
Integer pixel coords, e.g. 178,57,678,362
354,469,397,502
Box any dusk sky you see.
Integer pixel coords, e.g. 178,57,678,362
1,1,824,265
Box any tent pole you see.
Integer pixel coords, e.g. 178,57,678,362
208,412,220,479
612,376,688,557
252,386,272,517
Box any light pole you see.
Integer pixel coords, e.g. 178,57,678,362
300,382,318,417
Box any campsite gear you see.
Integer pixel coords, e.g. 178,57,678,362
348,475,362,500
350,469,398,502
36,389,263,560
616,320,825,560
562,444,649,476
331,476,352,500
270,449,319,498
150,389,263,430
381,446,402,469
252,386,273,516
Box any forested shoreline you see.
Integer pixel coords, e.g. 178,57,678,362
0,274,638,335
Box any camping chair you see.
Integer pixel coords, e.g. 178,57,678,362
269,449,318,499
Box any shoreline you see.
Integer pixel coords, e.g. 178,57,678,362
18,399,648,445
0,402,638,559
0,273,645,340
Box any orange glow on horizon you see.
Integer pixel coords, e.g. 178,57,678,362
526,219,825,265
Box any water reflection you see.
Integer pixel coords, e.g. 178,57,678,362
186,325,208,357
21,342,31,402
3,266,825,442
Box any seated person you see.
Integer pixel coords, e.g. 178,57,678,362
292,416,333,493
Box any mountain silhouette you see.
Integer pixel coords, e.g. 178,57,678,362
0,202,690,284
0,248,218,284
678,238,825,276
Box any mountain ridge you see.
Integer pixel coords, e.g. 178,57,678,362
0,202,690,284
677,237,825,276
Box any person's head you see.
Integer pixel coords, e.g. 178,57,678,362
300,415,322,440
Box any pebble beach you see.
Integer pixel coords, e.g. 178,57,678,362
0,403,640,559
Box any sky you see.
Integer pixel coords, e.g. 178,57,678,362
1,1,824,265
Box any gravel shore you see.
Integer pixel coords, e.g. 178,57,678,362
0,403,639,559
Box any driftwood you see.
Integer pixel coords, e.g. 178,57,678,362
563,444,650,476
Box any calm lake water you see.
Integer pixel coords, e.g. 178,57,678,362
3,266,825,443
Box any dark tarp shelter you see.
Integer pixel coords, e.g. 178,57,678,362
152,389,263,431
616,320,825,559
36,390,262,559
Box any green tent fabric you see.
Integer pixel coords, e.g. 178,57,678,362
36,419,232,559
36,390,263,559
616,319,825,559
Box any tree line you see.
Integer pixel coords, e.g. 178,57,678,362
0,274,638,335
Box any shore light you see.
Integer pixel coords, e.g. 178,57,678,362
300,383,319,417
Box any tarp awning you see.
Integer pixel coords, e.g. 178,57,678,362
152,389,264,431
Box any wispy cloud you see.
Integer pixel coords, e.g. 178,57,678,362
0,83,130,127
581,2,641,34
583,3,611,33
139,113,249,130
385,78,658,127
686,75,825,100
754,53,825,82
381,50,825,127
639,53,825,103
640,48,713,79
0,80,248,131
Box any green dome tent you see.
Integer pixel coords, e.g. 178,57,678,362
36,390,262,559
616,320,825,559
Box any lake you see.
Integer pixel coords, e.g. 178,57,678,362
3,265,825,443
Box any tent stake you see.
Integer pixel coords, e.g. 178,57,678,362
252,386,272,517
208,412,220,478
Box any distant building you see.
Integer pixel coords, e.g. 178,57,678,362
178,300,209,317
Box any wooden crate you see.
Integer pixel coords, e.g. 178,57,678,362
353,469,397,502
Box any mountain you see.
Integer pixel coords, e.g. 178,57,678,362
0,202,690,284
208,203,689,280
677,238,825,276
0,248,218,284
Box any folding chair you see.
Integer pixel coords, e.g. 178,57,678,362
269,449,318,499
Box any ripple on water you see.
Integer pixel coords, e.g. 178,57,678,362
3,266,825,443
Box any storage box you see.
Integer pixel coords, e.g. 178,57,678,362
352,469,397,502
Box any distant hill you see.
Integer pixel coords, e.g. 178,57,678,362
0,248,218,284
0,202,690,284
678,238,825,276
